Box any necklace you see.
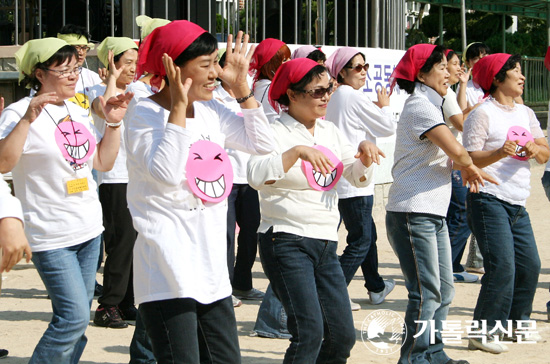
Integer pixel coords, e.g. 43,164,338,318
43,101,79,165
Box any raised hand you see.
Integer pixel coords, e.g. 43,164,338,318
99,92,134,124
219,31,255,89
458,66,470,85
98,67,108,83
162,53,192,111
355,140,386,167
106,50,127,82
374,87,390,108
23,92,58,123
0,96,4,115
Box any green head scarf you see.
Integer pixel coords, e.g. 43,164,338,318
57,33,95,50
136,15,170,40
96,37,138,68
15,37,69,85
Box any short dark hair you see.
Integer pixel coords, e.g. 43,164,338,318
276,65,328,106
173,32,218,67
58,24,91,43
446,50,457,63
337,52,365,84
24,45,78,91
487,54,522,95
396,45,446,94
307,49,326,64
465,43,490,63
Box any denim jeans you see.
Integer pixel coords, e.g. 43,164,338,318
386,212,454,364
129,310,155,364
29,235,101,364
253,284,291,339
226,183,261,290
259,228,355,364
139,296,240,364
541,170,550,202
338,196,385,292
467,192,540,330
446,170,472,273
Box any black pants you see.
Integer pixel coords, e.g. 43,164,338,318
226,183,260,291
98,183,137,307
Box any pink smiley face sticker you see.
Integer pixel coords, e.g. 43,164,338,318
507,126,534,161
54,119,96,165
186,140,234,203
301,145,343,191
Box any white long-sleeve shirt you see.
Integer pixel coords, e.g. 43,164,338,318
125,97,274,305
248,112,374,242
326,85,395,198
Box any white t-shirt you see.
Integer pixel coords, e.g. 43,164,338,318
253,79,279,123
30,67,102,115
87,83,129,185
248,112,374,242
127,81,153,102
0,97,104,251
442,87,463,143
125,97,273,305
326,84,395,198
213,86,251,184
386,83,452,217
463,98,544,206
0,175,23,222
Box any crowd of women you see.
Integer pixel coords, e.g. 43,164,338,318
0,15,548,364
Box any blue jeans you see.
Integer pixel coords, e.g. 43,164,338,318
253,284,291,339
338,196,385,292
259,228,355,364
30,235,101,364
139,296,240,364
542,170,550,202
226,183,261,290
386,212,454,364
129,310,155,364
446,170,472,273
467,192,540,330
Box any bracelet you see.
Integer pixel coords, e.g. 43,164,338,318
106,120,123,128
236,90,254,104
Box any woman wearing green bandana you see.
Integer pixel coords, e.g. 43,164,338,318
88,36,139,329
0,37,133,364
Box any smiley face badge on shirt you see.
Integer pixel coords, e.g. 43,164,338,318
507,126,534,161
301,145,343,191
54,115,96,170
186,140,234,203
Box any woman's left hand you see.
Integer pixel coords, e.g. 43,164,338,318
99,92,135,124
374,87,390,108
461,164,498,193
218,31,255,89
520,140,541,160
355,141,385,167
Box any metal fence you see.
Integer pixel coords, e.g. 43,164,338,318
521,57,549,107
1,0,406,50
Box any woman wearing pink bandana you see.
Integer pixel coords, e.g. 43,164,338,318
248,58,383,363
124,20,274,363
386,44,493,364
463,53,550,353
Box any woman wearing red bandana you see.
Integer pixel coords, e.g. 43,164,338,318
248,58,384,363
124,20,274,363
386,44,494,364
463,53,550,353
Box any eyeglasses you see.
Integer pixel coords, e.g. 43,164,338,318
345,63,369,73
74,45,91,52
298,83,334,99
43,67,80,78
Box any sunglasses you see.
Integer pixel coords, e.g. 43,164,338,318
345,63,369,72
298,83,334,99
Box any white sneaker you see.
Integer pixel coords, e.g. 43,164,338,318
453,271,479,283
368,279,395,305
350,299,361,311
232,295,242,307
468,336,509,354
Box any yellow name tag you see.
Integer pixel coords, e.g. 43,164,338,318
66,177,89,194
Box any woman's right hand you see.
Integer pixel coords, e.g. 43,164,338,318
162,53,192,110
23,92,58,123
296,145,335,176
